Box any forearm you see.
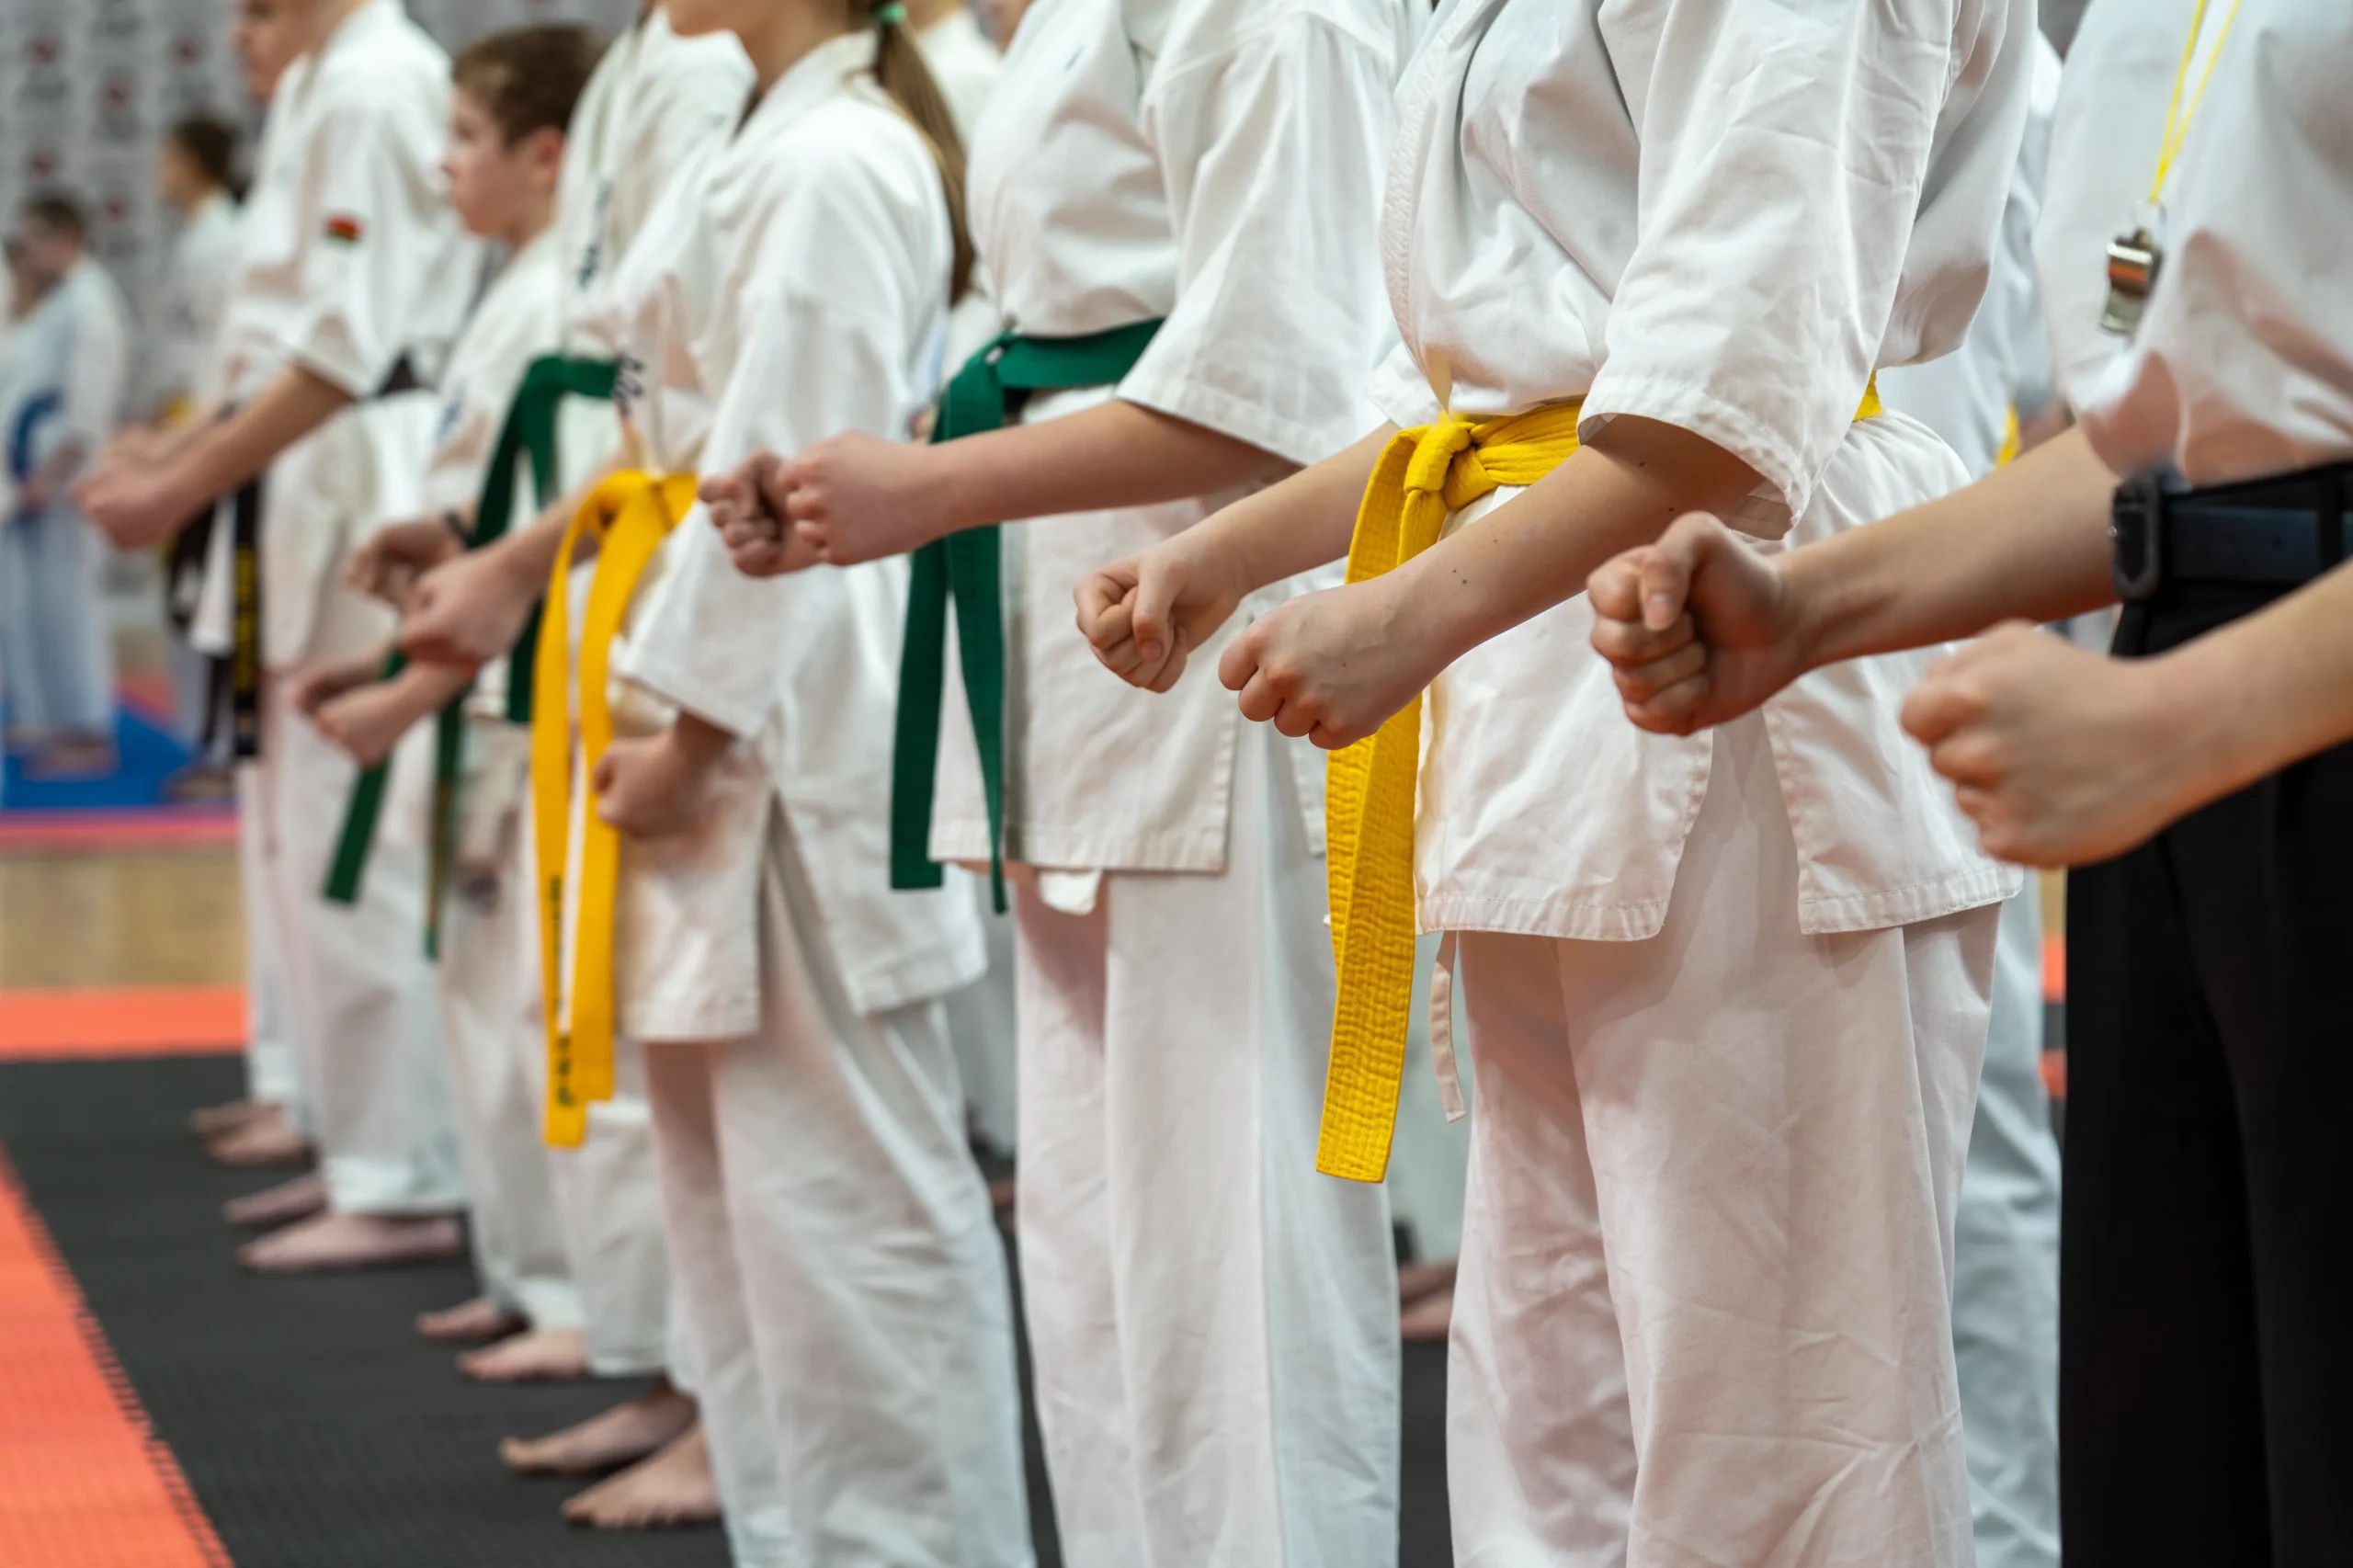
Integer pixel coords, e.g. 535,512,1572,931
176,364,355,503
392,659,478,709
2154,559,2353,808
1160,423,1392,599
1400,415,1767,664
1794,426,2120,670
928,399,1297,534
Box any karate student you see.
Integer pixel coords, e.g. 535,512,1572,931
0,193,131,781
721,1,1419,1560
380,2,753,1519
149,116,248,782
1873,34,2064,1568
298,21,605,1379
553,3,1029,1560
1591,4,2353,1560
79,0,480,1275
1074,1,2035,1561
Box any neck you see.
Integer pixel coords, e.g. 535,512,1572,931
170,184,222,220
734,4,858,94
905,0,960,27
495,197,556,256
309,0,371,52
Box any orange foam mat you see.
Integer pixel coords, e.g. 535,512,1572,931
0,987,246,1060
0,1151,229,1567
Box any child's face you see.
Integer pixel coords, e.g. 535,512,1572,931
152,141,201,209
441,89,552,244
231,0,307,100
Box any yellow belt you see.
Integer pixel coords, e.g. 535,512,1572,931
531,470,698,1148
1315,381,1884,1182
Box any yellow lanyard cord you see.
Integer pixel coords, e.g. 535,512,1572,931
531,470,699,1148
2151,0,2246,206
1317,379,1884,1183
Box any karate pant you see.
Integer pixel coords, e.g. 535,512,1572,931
1952,881,2061,1568
235,764,306,1119
1013,721,1402,1568
434,819,580,1332
945,873,1020,1155
256,674,462,1214
0,502,113,736
645,830,1031,1568
1388,935,1472,1264
2062,581,2353,1568
1447,714,1997,1568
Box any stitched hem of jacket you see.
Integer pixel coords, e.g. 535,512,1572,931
930,817,1234,877
845,938,989,1018
1420,862,2019,945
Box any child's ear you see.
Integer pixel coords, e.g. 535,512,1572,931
531,127,567,187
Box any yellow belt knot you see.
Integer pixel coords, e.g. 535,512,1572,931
1315,381,1881,1184
531,469,699,1148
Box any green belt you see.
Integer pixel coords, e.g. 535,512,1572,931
890,319,1162,913
323,354,619,958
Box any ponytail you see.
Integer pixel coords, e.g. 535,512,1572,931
867,1,976,302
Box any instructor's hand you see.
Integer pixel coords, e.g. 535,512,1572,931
400,543,535,669
1588,513,1807,734
1076,529,1249,694
780,431,954,567
1902,624,2194,869
1218,576,1432,750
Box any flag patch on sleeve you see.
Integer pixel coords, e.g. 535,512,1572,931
323,214,365,245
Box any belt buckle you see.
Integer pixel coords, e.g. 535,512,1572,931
2111,472,2166,604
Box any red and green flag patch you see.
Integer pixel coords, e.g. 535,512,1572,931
323,214,365,246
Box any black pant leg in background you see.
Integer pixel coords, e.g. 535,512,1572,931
2063,583,2353,1568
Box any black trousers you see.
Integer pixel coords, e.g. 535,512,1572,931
2063,581,2353,1567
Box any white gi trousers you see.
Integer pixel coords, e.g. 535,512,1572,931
1447,713,1997,1568
1389,935,1473,1263
646,823,1031,1568
234,763,307,1120
255,669,463,1215
945,874,1020,1155
1013,721,1402,1568
1953,881,2062,1568
433,801,581,1332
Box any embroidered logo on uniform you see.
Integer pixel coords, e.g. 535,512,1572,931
324,214,365,246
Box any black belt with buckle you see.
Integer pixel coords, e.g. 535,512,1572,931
2112,460,2353,603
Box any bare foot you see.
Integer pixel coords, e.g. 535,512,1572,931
206,1106,312,1167
502,1382,697,1478
418,1296,527,1346
562,1422,720,1531
1400,1284,1455,1344
459,1326,591,1383
1398,1258,1458,1306
189,1097,267,1137
239,1211,463,1274
26,734,119,780
223,1171,328,1229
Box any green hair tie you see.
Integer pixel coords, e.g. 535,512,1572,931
875,2,907,24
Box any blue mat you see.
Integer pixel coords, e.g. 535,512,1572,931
0,705,195,812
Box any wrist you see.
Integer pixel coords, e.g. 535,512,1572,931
922,440,990,538
670,710,735,768
2143,638,2275,815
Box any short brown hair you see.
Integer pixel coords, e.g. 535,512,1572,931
22,189,86,243
166,115,241,192
452,24,605,147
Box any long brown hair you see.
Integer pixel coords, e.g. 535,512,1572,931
862,1,975,301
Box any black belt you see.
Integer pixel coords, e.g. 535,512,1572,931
2112,460,2353,603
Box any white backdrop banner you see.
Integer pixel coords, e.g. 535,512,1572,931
0,0,637,335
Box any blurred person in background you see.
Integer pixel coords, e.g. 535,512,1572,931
151,114,247,787
0,191,132,780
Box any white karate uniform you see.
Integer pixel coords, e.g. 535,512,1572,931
941,3,1416,1562
379,232,584,1332
205,0,478,1217
515,10,755,1381
1876,40,2064,1568
1370,3,2033,1563
917,6,1002,142
606,32,1025,1567
152,190,243,421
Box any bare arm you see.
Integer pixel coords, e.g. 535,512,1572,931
1590,426,2121,736
397,448,622,667
779,399,1299,567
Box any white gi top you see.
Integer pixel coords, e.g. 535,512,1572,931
551,6,753,355
918,6,1002,142
202,0,480,666
1879,37,2063,482
934,0,1418,877
2040,0,2353,486
1373,0,2033,942
51,260,134,467
152,190,243,419
0,262,129,509
611,29,986,1019
425,233,563,518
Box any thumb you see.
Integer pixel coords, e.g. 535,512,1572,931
589,749,621,797
1130,559,1180,666
1899,659,1985,749
1641,515,1717,631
